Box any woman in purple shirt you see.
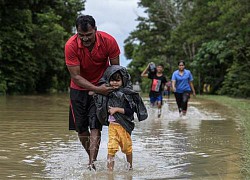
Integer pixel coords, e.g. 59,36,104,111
171,60,196,117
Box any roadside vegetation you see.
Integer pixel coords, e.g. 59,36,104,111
125,0,250,98
198,95,250,177
0,0,85,94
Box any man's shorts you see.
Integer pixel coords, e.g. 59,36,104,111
69,88,102,133
108,123,132,156
150,95,163,105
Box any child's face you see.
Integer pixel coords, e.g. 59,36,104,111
109,79,122,89
156,65,164,73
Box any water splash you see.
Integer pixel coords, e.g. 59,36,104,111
40,99,238,179
144,99,225,121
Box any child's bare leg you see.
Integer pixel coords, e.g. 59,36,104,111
107,154,115,171
157,101,162,117
126,153,133,170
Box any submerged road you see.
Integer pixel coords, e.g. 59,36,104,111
0,95,243,179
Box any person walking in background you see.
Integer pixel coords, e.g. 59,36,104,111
141,62,167,118
94,65,147,171
171,60,196,117
64,15,120,170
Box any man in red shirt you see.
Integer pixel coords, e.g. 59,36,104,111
65,15,120,170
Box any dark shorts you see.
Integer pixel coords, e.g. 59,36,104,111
150,95,163,105
69,88,102,133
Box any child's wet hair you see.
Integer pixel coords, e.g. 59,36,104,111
110,71,122,82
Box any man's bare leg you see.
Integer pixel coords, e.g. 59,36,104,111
78,131,91,164
89,129,101,169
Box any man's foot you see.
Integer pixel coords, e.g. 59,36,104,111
87,163,96,171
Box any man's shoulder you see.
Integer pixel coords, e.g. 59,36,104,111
98,31,113,37
65,34,78,46
97,31,116,41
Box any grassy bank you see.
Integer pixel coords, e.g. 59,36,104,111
198,95,250,177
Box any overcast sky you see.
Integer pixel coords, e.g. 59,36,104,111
83,0,145,67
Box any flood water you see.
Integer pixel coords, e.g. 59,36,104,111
0,94,244,179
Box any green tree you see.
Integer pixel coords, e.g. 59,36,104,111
0,0,85,94
125,0,250,97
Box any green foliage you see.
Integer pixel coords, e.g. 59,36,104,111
32,11,68,93
219,61,250,98
192,40,233,93
0,70,7,94
125,0,178,87
125,0,250,97
1,8,37,94
0,0,85,94
141,78,151,95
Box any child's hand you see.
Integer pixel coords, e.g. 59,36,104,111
88,91,95,95
108,106,117,115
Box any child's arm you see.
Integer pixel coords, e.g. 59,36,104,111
141,63,150,77
108,103,134,116
108,106,125,115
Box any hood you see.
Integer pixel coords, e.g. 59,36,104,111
99,65,132,89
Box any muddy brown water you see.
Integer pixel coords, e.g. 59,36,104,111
0,95,243,179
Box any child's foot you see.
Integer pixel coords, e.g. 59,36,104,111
157,109,161,118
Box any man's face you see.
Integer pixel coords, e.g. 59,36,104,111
77,24,96,47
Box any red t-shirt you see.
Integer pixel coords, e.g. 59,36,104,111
65,31,120,90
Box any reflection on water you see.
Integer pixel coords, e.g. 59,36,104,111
0,95,243,179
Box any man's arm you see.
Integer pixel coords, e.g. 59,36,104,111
108,102,134,116
141,63,150,77
110,56,119,65
67,65,114,95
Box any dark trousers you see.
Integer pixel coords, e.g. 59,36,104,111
174,92,190,113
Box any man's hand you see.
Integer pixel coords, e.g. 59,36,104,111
95,84,114,95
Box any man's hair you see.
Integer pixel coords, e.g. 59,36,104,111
178,60,185,65
110,71,122,82
76,15,96,31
